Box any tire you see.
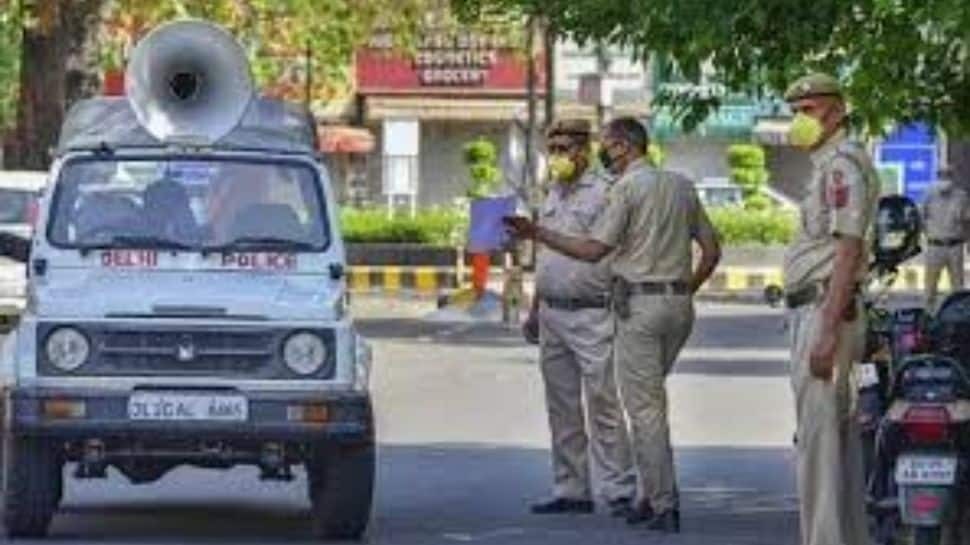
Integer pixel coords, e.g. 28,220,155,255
2,435,63,538
913,527,942,545
307,441,375,541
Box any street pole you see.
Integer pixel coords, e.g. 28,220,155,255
543,19,555,131
595,41,610,135
304,40,312,107
525,15,539,270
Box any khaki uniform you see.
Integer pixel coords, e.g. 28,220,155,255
783,130,878,545
921,185,970,308
590,159,716,513
536,170,636,503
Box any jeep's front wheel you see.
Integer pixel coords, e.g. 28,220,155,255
2,436,64,538
307,440,375,541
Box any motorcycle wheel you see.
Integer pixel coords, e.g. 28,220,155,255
912,527,942,545
898,526,947,545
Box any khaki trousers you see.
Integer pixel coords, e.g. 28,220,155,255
925,244,965,310
539,304,636,502
614,294,694,512
788,302,869,545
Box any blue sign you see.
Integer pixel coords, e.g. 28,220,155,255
876,122,938,203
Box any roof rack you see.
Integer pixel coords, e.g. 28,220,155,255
57,96,318,155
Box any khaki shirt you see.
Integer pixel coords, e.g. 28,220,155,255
591,159,714,283
921,186,970,241
783,130,879,291
535,171,612,299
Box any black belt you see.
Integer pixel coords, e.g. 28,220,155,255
629,281,690,296
541,295,610,311
785,282,861,309
785,284,821,309
929,238,964,247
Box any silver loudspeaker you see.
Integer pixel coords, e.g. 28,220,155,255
125,19,254,145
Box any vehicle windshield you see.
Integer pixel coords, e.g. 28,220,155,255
0,189,35,224
47,158,329,251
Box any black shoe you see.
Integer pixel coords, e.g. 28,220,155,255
530,498,594,514
645,509,680,533
625,502,655,525
608,497,633,518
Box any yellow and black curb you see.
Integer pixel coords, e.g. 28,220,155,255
348,266,460,294
349,264,961,296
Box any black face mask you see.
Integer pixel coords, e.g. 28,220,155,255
599,147,614,172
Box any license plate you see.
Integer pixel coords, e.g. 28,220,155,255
857,362,880,388
128,392,248,422
895,455,958,486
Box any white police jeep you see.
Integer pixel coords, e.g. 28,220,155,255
0,20,374,540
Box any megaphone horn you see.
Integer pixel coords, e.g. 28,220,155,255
125,19,254,145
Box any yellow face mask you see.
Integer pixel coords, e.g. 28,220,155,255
548,154,577,183
788,113,824,149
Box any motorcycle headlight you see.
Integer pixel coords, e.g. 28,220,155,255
283,332,327,376
45,327,90,371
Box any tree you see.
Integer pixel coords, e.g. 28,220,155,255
451,0,970,138
0,0,431,169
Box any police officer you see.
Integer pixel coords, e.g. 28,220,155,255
782,73,878,545
524,119,636,516
922,167,970,310
507,117,722,532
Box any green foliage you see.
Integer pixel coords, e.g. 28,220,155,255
0,8,21,130
463,136,502,199
708,206,797,245
726,143,770,209
340,206,469,245
451,0,970,137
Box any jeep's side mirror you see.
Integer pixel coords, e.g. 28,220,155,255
0,232,30,263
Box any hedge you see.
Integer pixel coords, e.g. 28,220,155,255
707,206,798,245
339,205,797,246
340,207,468,246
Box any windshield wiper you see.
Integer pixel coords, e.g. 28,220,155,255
203,236,317,253
100,235,194,251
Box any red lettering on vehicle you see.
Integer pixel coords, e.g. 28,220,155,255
221,252,296,271
99,250,158,268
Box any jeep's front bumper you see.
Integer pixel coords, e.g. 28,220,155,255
6,387,372,444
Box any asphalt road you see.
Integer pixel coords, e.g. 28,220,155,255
20,300,800,545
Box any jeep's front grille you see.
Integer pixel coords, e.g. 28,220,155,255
97,329,275,376
36,323,337,380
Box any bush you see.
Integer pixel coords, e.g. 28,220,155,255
340,206,468,246
707,206,797,245
464,137,501,198
727,143,770,209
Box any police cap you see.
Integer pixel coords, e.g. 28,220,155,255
546,119,592,139
784,72,843,102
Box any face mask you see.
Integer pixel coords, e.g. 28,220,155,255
548,154,577,182
598,146,624,174
788,113,825,149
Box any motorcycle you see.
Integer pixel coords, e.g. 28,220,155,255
857,266,932,490
869,290,970,545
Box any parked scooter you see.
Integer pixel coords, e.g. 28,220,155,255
869,293,970,544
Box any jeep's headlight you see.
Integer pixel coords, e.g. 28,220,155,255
283,332,327,376
45,327,89,371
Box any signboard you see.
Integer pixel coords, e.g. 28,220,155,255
382,119,419,197
876,122,938,203
556,41,647,105
357,26,542,94
382,120,419,156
